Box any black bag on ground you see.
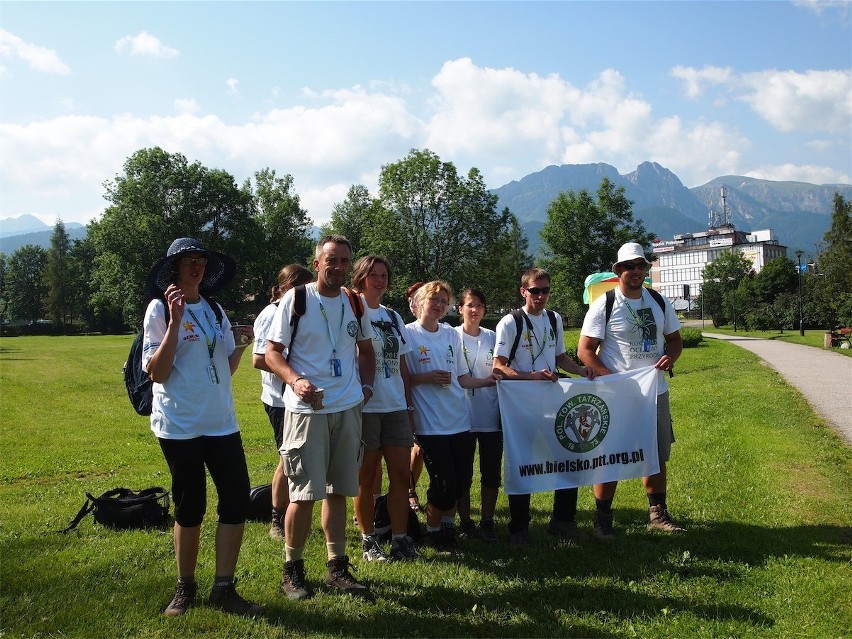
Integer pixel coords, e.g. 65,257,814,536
246,484,273,522
61,487,170,533
373,492,423,542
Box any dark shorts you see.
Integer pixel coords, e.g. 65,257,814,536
362,410,415,450
158,432,250,527
657,391,674,463
264,403,287,450
417,431,475,512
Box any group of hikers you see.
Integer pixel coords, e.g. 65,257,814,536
141,233,685,617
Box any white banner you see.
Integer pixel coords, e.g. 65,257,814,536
498,367,660,495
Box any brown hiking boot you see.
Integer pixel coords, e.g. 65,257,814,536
648,505,686,532
163,580,197,616
324,555,369,597
208,581,264,617
269,510,285,540
281,559,313,600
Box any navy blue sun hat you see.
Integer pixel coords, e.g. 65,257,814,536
144,237,236,299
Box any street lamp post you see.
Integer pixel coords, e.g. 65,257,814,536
795,250,804,336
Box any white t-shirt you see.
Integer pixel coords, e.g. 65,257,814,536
494,308,567,373
581,288,681,394
266,283,372,414
142,298,239,440
364,304,411,414
404,322,470,436
253,302,284,407
455,326,500,433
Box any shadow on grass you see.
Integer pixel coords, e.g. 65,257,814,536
5,508,850,637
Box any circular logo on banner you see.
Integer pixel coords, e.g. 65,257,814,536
554,393,611,453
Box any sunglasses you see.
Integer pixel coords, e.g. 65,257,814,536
619,262,647,272
525,286,551,295
179,256,209,266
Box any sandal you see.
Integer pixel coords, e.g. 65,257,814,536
408,489,423,513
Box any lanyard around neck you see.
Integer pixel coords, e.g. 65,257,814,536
521,311,548,368
622,290,646,325
462,335,481,376
318,292,345,357
186,305,217,360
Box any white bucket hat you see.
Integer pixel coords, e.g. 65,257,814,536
612,242,652,271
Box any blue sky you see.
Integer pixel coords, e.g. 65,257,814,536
1,1,850,228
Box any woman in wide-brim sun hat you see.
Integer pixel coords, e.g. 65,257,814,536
141,237,262,618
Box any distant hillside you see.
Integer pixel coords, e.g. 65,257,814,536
0,227,88,255
491,162,851,257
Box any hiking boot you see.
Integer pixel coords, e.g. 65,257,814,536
479,519,498,544
281,559,313,600
388,535,420,561
509,528,531,548
423,529,464,556
325,556,370,597
547,519,586,541
593,510,615,540
648,505,686,532
163,580,197,617
208,581,264,617
362,536,389,562
458,519,478,542
269,511,285,540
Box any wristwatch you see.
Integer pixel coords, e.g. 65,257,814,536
362,384,374,393
407,405,415,412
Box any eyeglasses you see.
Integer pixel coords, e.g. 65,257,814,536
428,297,449,307
525,287,551,296
179,256,209,266
619,262,647,272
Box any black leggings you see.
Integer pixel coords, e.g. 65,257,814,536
159,432,250,527
417,431,475,512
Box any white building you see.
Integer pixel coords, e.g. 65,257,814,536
650,225,787,307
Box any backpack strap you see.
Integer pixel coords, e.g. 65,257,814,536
343,287,364,321
201,295,224,327
286,285,308,362
507,310,525,365
59,497,94,533
387,308,406,345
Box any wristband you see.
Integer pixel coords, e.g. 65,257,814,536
407,405,415,412
292,376,305,388
362,383,374,393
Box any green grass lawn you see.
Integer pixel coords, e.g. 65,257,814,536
1,335,850,638
696,324,852,357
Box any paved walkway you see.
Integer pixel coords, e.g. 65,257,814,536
700,331,852,448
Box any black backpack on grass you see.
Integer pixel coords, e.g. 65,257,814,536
60,487,170,533
123,296,223,416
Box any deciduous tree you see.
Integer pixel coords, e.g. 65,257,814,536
6,245,48,323
539,178,654,324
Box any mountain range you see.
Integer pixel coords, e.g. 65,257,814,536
2,163,849,259
492,162,851,259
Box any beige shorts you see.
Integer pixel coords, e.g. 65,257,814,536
279,404,364,501
657,391,674,463
361,410,414,451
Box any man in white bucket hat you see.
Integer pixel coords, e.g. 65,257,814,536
578,242,686,538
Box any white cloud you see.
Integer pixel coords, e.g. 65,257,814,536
0,29,71,75
672,65,851,134
114,31,179,58
670,65,732,99
226,78,239,96
174,98,200,115
744,163,851,185
794,0,851,18
738,69,851,133
1,58,847,226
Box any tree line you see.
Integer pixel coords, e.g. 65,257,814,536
1,146,849,333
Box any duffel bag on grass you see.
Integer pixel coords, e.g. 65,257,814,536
60,487,170,533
